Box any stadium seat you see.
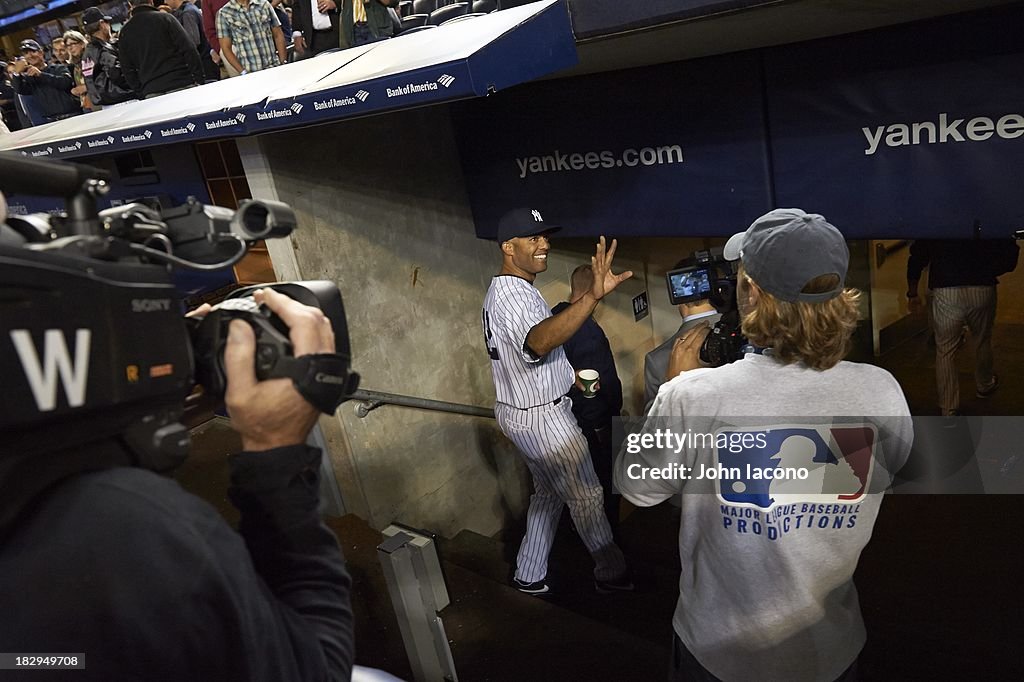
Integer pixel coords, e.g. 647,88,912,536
398,0,413,17
472,0,497,12
440,13,485,26
428,2,468,25
388,7,402,35
411,0,436,15
400,13,429,31
397,24,437,36
15,94,45,127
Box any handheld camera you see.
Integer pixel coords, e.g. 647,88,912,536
0,153,359,471
665,249,747,367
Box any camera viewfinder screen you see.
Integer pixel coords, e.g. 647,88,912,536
667,267,712,304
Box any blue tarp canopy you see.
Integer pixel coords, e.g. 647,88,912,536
0,0,576,160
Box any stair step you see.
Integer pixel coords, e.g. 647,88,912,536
442,516,682,648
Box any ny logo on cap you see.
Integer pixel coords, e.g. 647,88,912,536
531,210,543,222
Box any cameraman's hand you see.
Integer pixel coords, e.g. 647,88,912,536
666,322,710,379
224,288,334,451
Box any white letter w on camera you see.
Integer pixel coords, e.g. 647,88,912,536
10,329,91,411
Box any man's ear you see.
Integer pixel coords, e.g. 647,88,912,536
501,240,513,256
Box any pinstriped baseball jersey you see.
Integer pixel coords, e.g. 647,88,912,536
483,275,574,408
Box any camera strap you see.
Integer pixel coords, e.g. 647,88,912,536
274,353,359,414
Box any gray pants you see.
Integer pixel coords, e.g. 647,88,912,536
495,397,626,583
931,286,996,414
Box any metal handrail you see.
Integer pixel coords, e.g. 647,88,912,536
351,389,494,419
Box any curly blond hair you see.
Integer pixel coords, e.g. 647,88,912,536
740,269,861,370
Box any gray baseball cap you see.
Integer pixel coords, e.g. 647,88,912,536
723,208,848,303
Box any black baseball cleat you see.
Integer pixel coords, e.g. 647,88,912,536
977,374,999,399
595,575,635,594
513,578,550,596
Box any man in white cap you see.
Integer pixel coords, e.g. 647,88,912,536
615,209,914,681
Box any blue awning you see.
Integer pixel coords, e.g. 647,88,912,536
0,0,576,160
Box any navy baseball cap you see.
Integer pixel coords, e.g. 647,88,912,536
20,39,42,52
723,208,849,303
496,207,560,243
82,7,112,31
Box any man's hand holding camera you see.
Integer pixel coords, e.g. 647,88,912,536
666,321,711,379
223,288,332,451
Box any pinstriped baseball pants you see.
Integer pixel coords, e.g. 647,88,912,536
495,398,627,583
931,286,997,414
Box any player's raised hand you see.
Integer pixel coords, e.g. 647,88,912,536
589,236,633,300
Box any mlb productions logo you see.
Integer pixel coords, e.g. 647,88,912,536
715,425,876,510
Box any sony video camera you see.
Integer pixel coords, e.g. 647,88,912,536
0,153,359,470
665,248,747,367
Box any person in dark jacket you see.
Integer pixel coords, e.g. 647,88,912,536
118,0,205,98
0,286,356,680
10,39,81,123
551,264,625,532
291,0,339,57
81,7,138,105
340,0,400,48
0,63,21,131
167,0,221,81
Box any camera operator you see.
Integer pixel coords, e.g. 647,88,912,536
614,209,913,682
643,256,722,414
0,284,354,679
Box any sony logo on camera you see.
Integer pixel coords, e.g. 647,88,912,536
131,299,172,313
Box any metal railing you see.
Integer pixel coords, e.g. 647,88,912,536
351,389,494,419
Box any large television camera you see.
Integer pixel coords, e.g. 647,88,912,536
0,153,359,471
665,248,747,367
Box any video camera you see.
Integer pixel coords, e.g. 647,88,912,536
0,153,359,470
665,248,747,367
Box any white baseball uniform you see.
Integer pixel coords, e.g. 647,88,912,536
483,275,626,583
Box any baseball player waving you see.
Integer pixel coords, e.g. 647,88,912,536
482,207,634,595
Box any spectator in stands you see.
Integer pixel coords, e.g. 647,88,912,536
216,0,287,75
0,63,21,131
202,0,235,75
340,0,400,48
61,31,96,112
167,0,221,81
10,39,82,123
291,0,339,58
81,8,138,106
271,0,293,38
119,0,205,98
51,37,70,65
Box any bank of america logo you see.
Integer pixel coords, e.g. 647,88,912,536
290,102,303,114
46,147,53,154
144,130,152,139
355,90,369,102
187,122,196,132
106,136,114,143
236,112,246,123
75,141,82,149
437,74,456,88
